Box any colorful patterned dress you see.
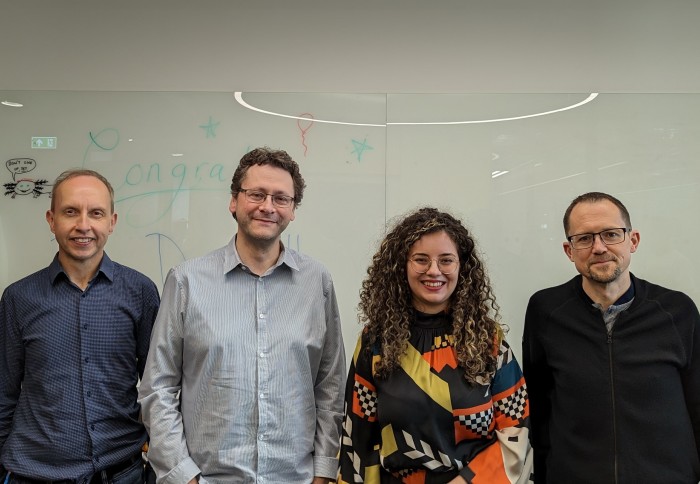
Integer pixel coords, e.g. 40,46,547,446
338,311,532,484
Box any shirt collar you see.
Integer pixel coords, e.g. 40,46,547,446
223,236,299,275
412,308,452,329
613,279,635,305
576,274,635,307
49,252,115,285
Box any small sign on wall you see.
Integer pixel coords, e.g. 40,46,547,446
31,137,57,149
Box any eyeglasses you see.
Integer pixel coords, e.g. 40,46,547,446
238,189,295,208
408,255,459,275
567,228,629,250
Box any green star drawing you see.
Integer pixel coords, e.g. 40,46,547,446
199,116,220,138
351,137,373,161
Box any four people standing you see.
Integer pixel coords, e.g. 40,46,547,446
1,160,697,484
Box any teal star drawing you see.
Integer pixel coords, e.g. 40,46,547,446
351,137,373,161
199,116,220,138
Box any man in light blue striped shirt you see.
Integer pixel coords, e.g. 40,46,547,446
139,147,346,484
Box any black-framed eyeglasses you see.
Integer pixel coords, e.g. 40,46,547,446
238,188,295,208
408,255,459,275
567,228,629,250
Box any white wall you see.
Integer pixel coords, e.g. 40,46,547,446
1,0,699,93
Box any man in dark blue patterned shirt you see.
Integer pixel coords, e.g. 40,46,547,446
0,169,160,483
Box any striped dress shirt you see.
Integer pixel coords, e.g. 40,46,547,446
139,237,346,484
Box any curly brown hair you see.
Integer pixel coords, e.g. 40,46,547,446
360,207,502,384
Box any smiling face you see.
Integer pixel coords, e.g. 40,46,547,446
563,199,640,291
14,179,35,195
229,164,296,250
406,230,460,314
46,175,117,270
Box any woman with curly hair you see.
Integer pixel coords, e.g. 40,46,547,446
338,207,531,484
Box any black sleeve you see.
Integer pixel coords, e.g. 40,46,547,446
522,294,553,483
679,294,700,464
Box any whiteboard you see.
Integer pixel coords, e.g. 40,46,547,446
2,92,699,362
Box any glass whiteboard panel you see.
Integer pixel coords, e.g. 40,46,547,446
2,91,698,361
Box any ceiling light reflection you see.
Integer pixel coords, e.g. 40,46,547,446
234,92,599,127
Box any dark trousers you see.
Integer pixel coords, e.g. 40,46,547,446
1,455,150,484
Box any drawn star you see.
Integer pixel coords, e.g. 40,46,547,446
199,116,220,138
351,137,373,162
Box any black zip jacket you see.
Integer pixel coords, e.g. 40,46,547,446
523,274,700,484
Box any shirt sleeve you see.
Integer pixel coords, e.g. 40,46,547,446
138,268,201,484
0,288,23,450
337,332,382,484
680,295,700,465
461,338,533,484
136,278,160,379
312,274,347,479
522,296,551,484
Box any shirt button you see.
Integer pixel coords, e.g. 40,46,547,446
83,324,88,330
84,357,89,363
91,424,96,431
259,393,265,399
258,434,265,441
259,313,265,319
259,352,265,358
86,391,91,397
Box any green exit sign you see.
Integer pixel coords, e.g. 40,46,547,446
31,136,57,149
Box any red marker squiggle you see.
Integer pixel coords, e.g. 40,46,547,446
297,113,315,156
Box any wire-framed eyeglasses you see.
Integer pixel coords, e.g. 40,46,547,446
238,189,295,208
408,255,459,275
567,228,629,250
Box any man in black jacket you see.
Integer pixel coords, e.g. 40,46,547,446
523,192,700,484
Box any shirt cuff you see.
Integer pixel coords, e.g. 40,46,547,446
160,456,201,484
314,455,340,479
